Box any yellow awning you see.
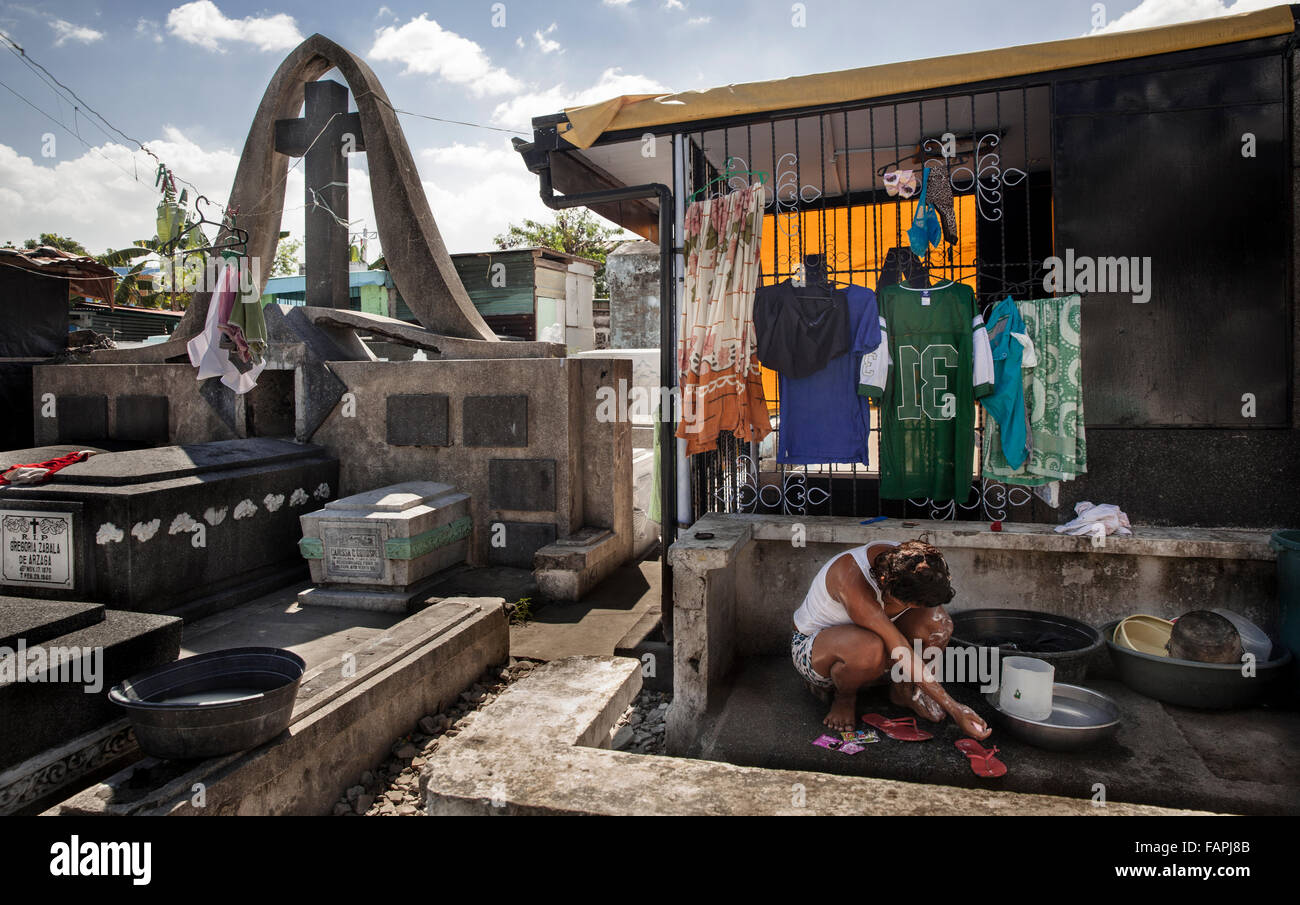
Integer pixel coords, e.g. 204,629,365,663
559,5,1295,149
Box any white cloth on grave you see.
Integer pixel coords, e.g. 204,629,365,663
187,261,264,395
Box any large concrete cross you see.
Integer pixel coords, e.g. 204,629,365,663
273,79,366,309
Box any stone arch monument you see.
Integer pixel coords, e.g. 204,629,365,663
174,33,497,342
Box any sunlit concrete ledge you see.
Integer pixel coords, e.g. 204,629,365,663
672,514,1277,563
48,598,508,816
420,656,1203,816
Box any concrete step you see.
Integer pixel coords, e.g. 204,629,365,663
0,598,104,648
533,526,625,601
0,608,181,770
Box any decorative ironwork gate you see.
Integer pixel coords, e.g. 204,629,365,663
682,85,1054,522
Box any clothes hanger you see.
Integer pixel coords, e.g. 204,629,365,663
877,139,975,178
789,254,837,300
166,195,249,260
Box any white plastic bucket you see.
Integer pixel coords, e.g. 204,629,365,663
999,656,1055,721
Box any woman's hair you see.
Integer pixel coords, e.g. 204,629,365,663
871,539,955,607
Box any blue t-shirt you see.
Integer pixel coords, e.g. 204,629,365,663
777,284,881,465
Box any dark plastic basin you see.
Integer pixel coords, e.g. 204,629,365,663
109,647,306,760
950,608,1103,684
1101,620,1293,710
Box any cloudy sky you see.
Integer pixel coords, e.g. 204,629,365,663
0,0,1283,258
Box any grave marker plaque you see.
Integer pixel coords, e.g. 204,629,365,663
321,522,386,580
0,510,74,590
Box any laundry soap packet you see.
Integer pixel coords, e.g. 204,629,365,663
840,730,879,744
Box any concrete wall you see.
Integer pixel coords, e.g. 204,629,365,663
666,513,1279,752
32,364,241,446
311,358,633,569
605,240,660,350
29,354,637,581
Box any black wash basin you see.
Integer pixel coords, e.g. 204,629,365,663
109,647,306,760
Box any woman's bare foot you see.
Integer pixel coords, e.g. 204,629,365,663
823,690,858,732
891,682,945,722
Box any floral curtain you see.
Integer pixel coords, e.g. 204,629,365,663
675,183,771,455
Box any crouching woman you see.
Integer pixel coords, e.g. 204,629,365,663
791,539,990,739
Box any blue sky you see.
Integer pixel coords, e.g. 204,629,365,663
0,0,1281,258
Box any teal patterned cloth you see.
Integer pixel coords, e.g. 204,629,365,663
983,293,1086,484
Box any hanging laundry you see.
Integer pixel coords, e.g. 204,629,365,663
859,280,994,501
925,165,959,246
983,293,1086,489
906,167,943,258
882,168,919,199
876,246,930,292
225,260,268,365
187,260,266,395
774,284,880,465
979,296,1036,470
753,280,850,378
676,183,771,455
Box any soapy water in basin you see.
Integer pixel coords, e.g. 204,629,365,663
155,688,267,705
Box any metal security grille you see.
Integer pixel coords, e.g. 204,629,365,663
683,85,1053,522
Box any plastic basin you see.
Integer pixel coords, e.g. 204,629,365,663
1101,620,1293,710
950,608,1103,684
109,647,306,760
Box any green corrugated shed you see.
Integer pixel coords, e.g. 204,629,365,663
451,250,536,317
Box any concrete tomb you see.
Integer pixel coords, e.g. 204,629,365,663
0,439,338,618
297,481,471,613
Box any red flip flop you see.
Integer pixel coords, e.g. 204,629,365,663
861,713,933,742
955,739,1007,778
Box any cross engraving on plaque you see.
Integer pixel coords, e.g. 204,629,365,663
273,79,366,309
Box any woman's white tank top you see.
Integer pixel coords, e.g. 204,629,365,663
792,541,901,636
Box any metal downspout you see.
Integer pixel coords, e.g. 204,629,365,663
536,166,677,642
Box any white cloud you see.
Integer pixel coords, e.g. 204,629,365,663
368,14,522,96
416,141,554,251
603,0,635,6
49,18,103,46
166,1,304,53
534,23,562,54
687,16,712,25
1090,0,1280,33
515,36,525,48
135,18,164,43
491,67,670,131
0,127,241,254
665,0,685,10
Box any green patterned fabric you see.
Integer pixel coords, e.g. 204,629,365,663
983,293,1086,484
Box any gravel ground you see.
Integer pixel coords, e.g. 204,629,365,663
332,664,673,816
331,659,536,817
611,689,671,755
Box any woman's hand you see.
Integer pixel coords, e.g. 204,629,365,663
952,704,991,740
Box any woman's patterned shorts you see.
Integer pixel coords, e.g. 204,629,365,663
791,629,834,689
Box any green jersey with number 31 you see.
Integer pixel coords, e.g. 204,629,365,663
858,282,994,501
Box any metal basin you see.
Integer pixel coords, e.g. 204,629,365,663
109,647,306,760
951,608,1103,684
984,682,1120,751
1101,620,1293,710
